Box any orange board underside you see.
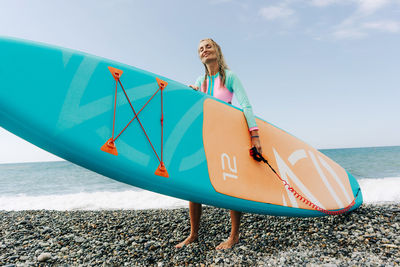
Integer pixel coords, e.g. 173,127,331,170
202,99,354,210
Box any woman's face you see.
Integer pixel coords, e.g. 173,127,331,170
198,40,217,64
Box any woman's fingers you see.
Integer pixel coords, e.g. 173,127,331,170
189,85,199,90
251,138,262,154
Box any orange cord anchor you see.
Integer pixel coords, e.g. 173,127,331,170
108,66,123,81
155,162,169,178
101,138,118,156
156,77,168,90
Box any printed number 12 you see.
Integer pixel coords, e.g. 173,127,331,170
221,153,238,180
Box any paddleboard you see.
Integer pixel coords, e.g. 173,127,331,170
0,37,363,216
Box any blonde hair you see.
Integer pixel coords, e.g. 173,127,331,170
199,38,229,86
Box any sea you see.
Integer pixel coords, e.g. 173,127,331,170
0,146,399,211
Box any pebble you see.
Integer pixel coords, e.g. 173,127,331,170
0,204,399,266
74,236,85,243
37,252,51,262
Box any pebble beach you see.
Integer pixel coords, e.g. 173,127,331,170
1,204,399,266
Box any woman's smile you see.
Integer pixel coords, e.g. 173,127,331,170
198,40,217,63
202,51,210,58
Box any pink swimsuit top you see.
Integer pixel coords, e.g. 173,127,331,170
195,70,259,131
200,73,234,104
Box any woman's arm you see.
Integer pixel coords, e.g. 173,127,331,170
190,76,204,92
229,71,262,153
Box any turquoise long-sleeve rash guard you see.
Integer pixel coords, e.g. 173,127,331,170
195,69,258,131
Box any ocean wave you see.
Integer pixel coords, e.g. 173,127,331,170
0,190,187,211
358,177,400,204
1,177,399,211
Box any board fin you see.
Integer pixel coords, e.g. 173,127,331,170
101,138,118,156
155,162,169,178
108,66,123,81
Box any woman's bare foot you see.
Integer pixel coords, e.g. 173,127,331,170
215,235,239,250
175,235,198,248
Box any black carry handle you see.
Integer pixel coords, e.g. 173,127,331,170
249,147,265,162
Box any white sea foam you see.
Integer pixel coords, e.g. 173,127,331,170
358,177,400,204
0,177,399,211
0,190,187,211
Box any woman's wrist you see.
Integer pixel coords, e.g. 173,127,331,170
249,127,259,133
250,129,259,137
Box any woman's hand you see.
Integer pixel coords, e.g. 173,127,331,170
189,85,199,91
250,130,262,154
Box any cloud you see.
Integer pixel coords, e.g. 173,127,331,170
259,5,295,21
310,0,390,12
332,28,368,39
329,0,400,39
363,20,400,32
309,0,343,7
356,0,390,15
209,0,234,3
256,0,400,40
332,19,400,40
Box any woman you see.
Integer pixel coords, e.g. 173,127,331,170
175,38,262,250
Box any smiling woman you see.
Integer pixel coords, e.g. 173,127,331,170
176,38,262,250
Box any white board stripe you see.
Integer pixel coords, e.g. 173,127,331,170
318,155,352,203
282,194,288,206
273,148,325,209
288,149,307,166
285,187,298,207
309,151,344,208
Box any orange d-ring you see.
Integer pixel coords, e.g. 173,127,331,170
108,66,123,81
101,138,118,156
155,162,169,178
156,77,168,90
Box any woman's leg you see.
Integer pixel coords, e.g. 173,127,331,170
175,201,202,248
216,210,241,250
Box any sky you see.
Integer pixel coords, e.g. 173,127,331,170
0,0,399,163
